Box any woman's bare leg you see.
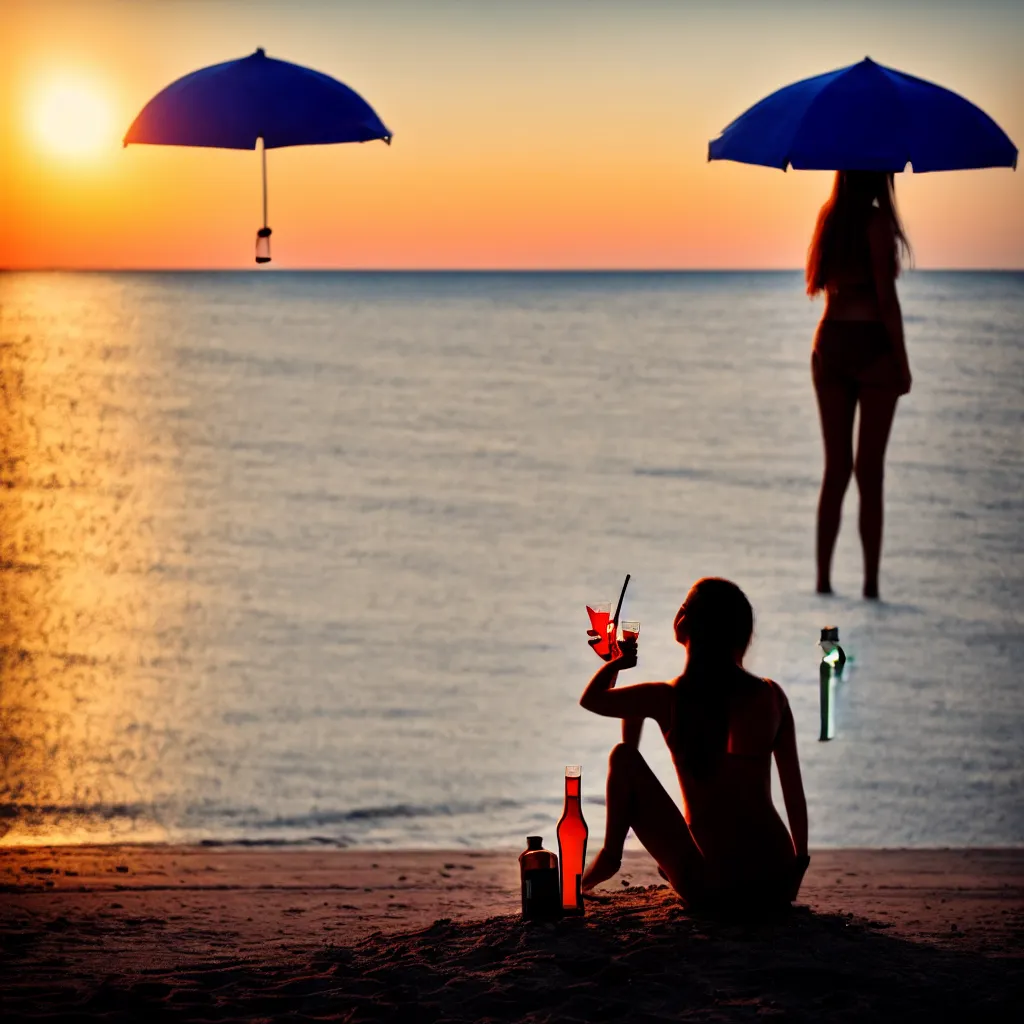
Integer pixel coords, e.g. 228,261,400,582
814,379,857,594
855,389,900,599
582,744,703,900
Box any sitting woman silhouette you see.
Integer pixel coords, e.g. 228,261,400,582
580,578,809,910
807,170,913,599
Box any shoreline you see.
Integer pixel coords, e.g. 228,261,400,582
2,845,1021,1021
3,845,1021,953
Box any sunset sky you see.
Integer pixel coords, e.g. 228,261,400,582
2,0,1021,270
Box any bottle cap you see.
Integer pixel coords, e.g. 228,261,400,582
820,626,839,643
526,836,543,850
565,765,581,777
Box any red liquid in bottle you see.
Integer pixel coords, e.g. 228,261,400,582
557,765,588,915
586,606,611,659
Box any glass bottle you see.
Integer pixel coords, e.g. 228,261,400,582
556,765,588,916
818,625,846,677
518,836,560,921
818,625,845,741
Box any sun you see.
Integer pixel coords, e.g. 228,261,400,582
31,75,116,160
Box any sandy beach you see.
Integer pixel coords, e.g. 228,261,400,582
1,845,1020,1021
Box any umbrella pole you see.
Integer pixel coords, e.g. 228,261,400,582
255,137,272,264
261,138,268,229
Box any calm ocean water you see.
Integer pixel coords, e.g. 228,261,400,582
1,270,1021,850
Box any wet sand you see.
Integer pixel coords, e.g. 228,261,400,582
1,845,1021,1021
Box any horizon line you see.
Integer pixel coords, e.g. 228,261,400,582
3,266,1023,274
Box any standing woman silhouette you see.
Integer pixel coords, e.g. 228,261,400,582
807,171,912,599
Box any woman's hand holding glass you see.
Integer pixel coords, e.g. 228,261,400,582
613,621,640,669
585,604,640,667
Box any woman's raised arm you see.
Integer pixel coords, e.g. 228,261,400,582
579,649,672,729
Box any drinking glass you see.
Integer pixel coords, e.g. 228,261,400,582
586,602,612,659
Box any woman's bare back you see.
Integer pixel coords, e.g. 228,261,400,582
665,673,798,888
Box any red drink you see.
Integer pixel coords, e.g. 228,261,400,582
619,620,640,647
586,605,612,659
556,765,589,915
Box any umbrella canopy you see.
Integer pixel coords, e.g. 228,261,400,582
124,48,391,262
708,57,1017,172
124,47,391,149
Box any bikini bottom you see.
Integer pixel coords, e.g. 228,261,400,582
689,880,795,917
683,855,810,918
812,319,902,392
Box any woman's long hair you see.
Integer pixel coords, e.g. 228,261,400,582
805,170,912,296
672,578,755,780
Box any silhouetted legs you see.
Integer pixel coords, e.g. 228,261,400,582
815,377,900,598
855,389,899,598
814,380,857,595
582,743,704,902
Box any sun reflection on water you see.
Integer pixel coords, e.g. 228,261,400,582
1,274,195,844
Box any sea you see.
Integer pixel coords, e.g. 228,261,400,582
1,270,1021,851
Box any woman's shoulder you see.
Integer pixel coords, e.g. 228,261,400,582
742,673,790,707
736,668,774,687
645,680,678,702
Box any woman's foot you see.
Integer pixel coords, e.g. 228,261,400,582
581,848,621,892
863,580,879,600
816,580,833,595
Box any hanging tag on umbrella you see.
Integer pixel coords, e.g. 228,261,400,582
255,227,272,264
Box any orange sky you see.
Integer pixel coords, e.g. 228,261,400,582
2,0,1022,269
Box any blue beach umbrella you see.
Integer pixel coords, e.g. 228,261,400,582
124,48,392,263
708,57,1017,172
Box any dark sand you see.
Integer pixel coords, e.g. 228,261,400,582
1,845,1021,1021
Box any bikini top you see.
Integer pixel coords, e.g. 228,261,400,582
829,279,874,295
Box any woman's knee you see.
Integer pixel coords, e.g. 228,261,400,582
854,456,884,493
822,457,853,491
608,742,645,774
